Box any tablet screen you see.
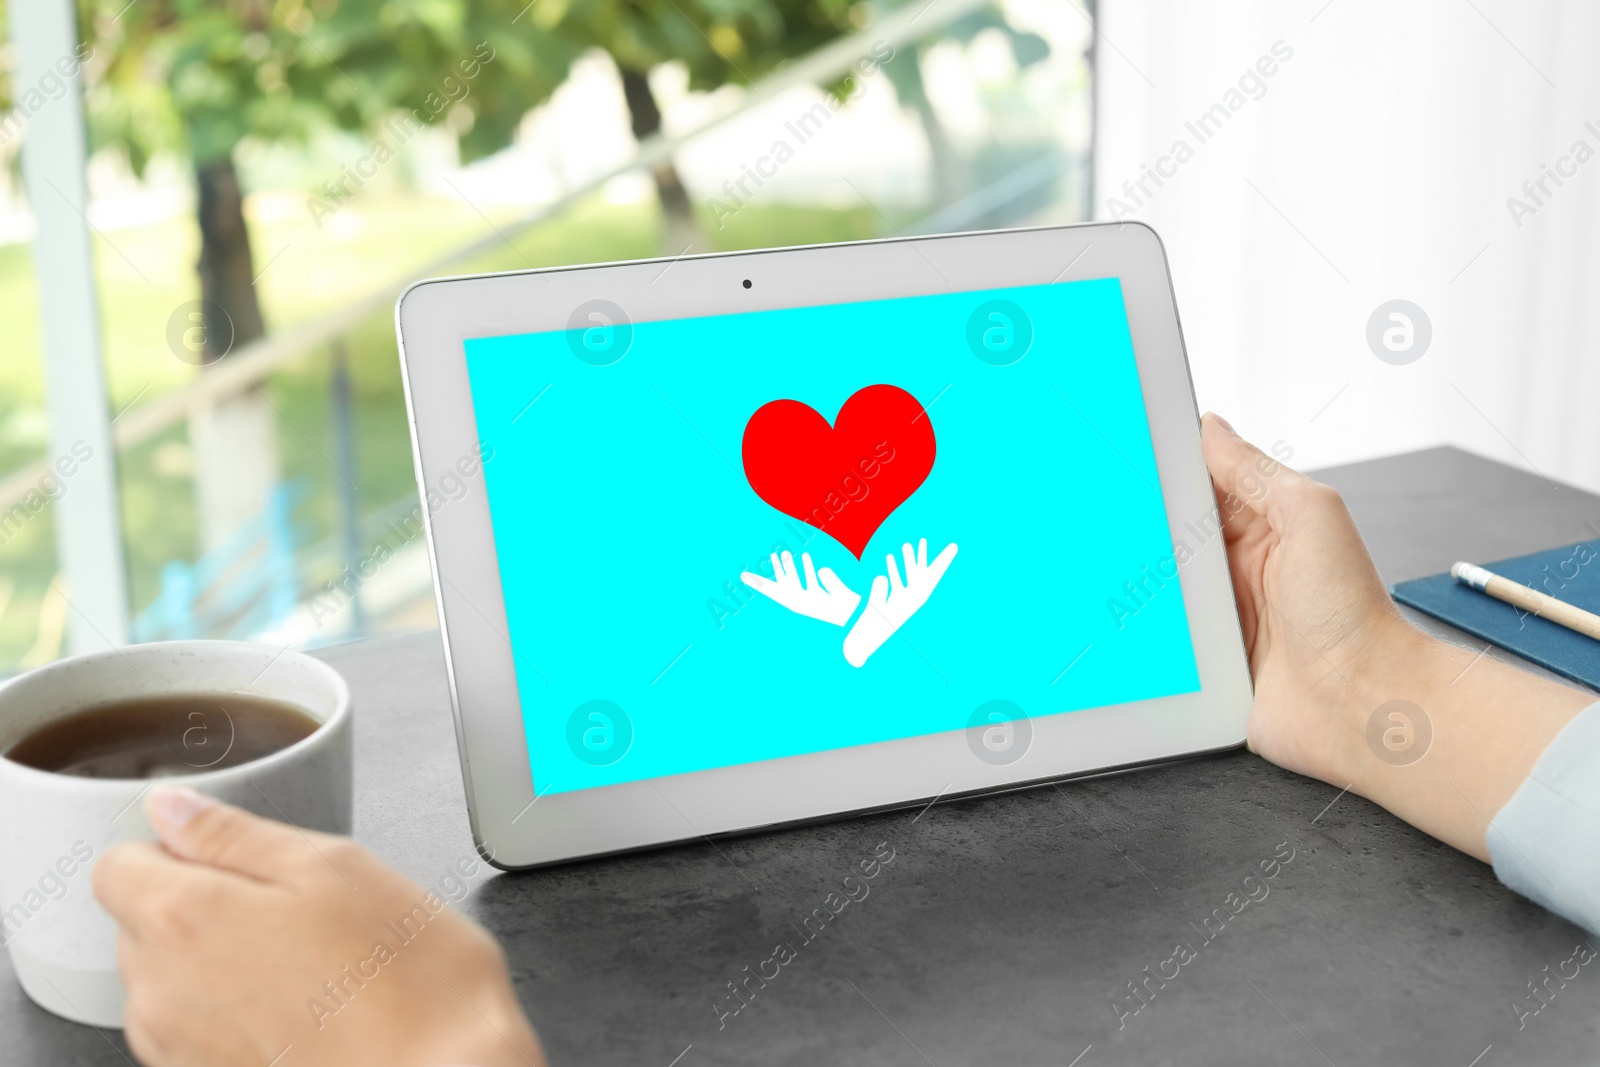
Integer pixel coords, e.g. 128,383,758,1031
462,277,1199,795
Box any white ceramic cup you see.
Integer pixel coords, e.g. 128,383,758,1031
0,640,352,1028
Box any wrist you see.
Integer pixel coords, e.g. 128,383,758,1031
415,981,544,1067
1326,618,1446,791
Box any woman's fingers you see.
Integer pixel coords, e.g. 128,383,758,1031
94,837,254,939
1199,412,1308,528
147,788,344,885
94,841,182,932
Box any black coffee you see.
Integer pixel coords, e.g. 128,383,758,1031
4,693,320,779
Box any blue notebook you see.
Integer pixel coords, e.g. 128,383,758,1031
1390,540,1600,692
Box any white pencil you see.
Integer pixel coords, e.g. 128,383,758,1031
1451,561,1600,642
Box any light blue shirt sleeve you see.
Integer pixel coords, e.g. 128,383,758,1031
1488,700,1600,934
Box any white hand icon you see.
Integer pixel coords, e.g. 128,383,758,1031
842,539,959,668
741,550,862,627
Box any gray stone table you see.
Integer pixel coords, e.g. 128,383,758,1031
7,447,1600,1065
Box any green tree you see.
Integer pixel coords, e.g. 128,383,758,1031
80,0,575,357
530,0,863,247
74,0,887,343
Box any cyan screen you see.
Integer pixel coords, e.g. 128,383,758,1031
463,277,1199,795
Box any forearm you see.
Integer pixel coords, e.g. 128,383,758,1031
1332,625,1594,862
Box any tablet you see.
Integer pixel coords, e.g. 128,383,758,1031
395,222,1251,869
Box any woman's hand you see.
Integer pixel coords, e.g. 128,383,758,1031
1200,413,1413,782
1201,413,1592,859
94,789,545,1067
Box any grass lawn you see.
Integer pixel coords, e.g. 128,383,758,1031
0,188,893,670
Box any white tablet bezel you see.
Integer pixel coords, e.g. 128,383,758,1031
395,221,1251,869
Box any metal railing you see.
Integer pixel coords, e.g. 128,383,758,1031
129,480,307,642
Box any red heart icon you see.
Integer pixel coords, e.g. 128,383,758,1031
741,384,936,559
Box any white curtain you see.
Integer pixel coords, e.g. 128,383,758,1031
1095,0,1600,493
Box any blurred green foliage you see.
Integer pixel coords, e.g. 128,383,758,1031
538,0,864,85
65,0,874,174
77,0,570,168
